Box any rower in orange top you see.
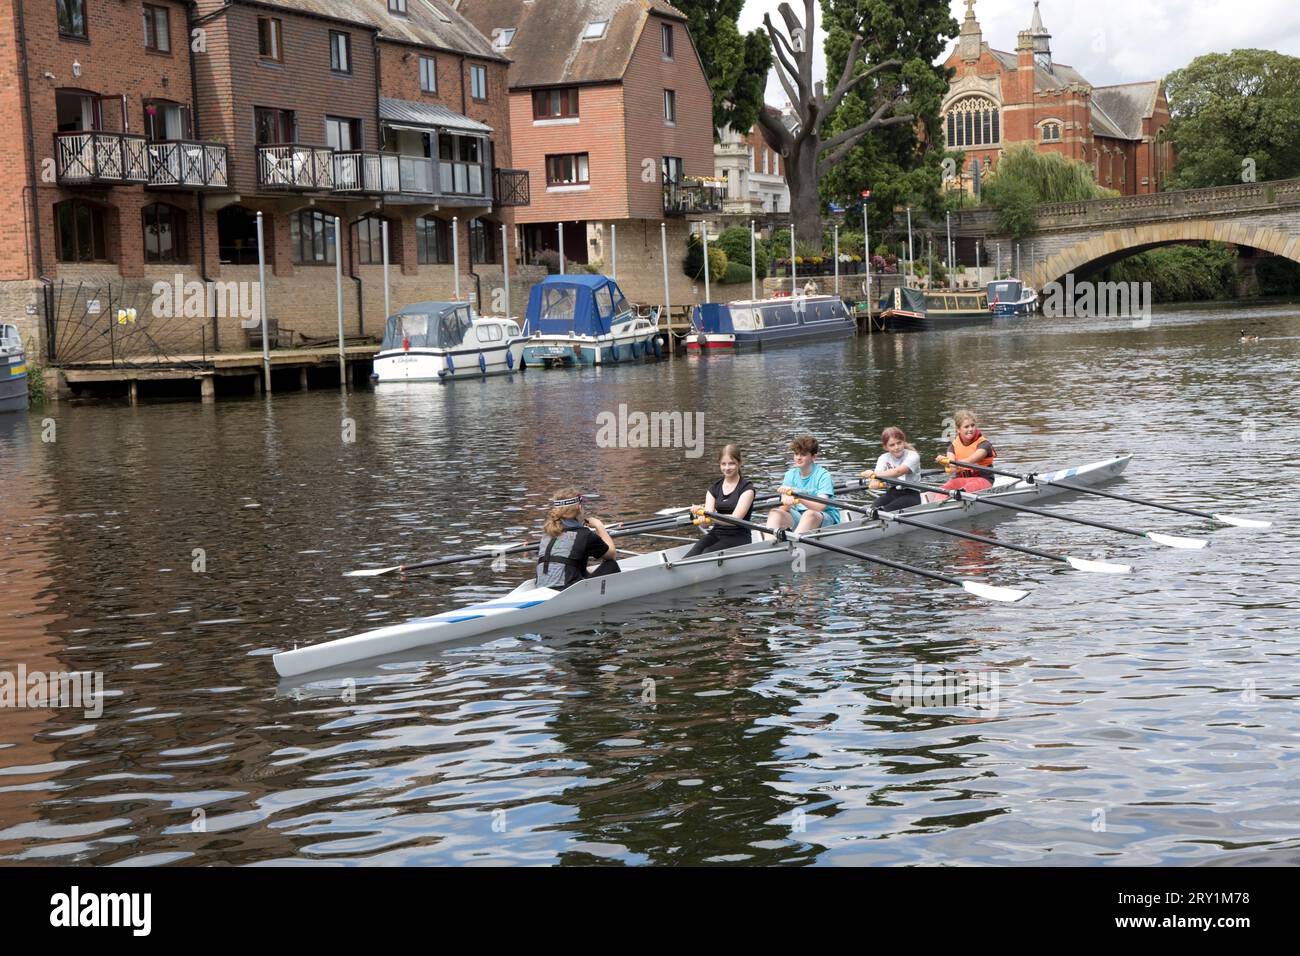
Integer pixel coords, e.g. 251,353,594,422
938,408,997,494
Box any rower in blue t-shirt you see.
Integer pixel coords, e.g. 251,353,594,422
766,435,840,536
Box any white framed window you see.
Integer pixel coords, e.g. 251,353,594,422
471,64,487,101
420,56,437,93
583,20,608,39
494,28,516,49
663,89,676,124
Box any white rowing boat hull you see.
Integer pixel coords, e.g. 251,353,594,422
274,455,1132,677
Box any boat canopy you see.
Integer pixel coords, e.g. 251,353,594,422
988,280,1024,301
380,302,473,350
526,275,631,336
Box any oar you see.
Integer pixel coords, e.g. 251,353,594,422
655,478,878,516
697,509,1029,602
880,476,1208,550
785,491,1131,574
947,458,1272,529
346,514,690,577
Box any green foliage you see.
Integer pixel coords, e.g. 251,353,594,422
1097,243,1238,302
769,228,792,258
990,177,1038,239
723,261,755,285
819,0,960,219
683,234,729,284
1163,49,1300,188
716,226,767,279
980,145,1112,237
1255,257,1300,295
25,363,45,407
835,229,865,257
672,1,772,137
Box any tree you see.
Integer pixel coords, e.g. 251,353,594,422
1162,50,1300,189
819,0,959,222
673,1,772,138
757,0,956,238
978,145,1115,236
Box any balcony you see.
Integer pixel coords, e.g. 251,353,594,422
494,168,531,207
147,140,230,190
54,131,149,185
256,144,335,191
334,150,400,194
663,177,725,216
440,160,486,198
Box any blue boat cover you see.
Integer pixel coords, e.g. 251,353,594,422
526,275,630,336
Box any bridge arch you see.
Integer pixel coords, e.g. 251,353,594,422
1026,220,1300,290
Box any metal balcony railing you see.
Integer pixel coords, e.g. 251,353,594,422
333,150,401,194
663,179,725,216
494,168,530,206
147,140,230,190
256,144,335,191
54,131,150,185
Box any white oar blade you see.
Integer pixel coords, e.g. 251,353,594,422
1147,532,1208,550
345,566,401,578
1212,513,1272,529
961,580,1029,603
1064,555,1132,574
655,506,693,516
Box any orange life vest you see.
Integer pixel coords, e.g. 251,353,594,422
951,432,996,477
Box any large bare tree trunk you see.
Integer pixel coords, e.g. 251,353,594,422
759,1,912,244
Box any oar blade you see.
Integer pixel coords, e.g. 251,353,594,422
344,566,401,578
1212,513,1272,529
655,506,693,516
1147,531,1209,550
961,580,1029,603
1064,555,1132,574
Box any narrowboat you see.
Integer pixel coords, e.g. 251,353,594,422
371,302,525,383
880,287,991,332
987,279,1038,316
0,323,28,413
521,275,662,367
687,295,855,350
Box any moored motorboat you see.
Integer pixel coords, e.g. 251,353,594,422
521,274,662,367
372,302,524,383
688,295,855,350
275,454,1146,678
0,323,29,413
881,287,991,331
988,279,1038,316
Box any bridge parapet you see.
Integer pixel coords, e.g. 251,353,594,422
950,178,1300,237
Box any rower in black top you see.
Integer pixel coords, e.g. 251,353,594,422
685,444,757,557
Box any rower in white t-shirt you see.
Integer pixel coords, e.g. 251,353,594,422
866,426,923,512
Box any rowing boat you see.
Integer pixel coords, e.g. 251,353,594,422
274,454,1133,678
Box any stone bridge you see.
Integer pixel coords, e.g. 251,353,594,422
948,178,1300,289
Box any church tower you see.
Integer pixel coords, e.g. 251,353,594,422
958,0,983,63
1026,2,1052,71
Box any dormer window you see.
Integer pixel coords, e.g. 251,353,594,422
494,28,516,50
583,20,608,40
388,0,407,14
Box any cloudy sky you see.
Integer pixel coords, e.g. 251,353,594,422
737,0,1300,106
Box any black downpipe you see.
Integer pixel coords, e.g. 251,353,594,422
15,0,55,361
186,2,218,351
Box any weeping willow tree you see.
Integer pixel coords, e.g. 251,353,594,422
982,145,1118,237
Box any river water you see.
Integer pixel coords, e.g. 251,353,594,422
1,303,1298,866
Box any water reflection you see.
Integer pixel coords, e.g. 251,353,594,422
0,304,1298,865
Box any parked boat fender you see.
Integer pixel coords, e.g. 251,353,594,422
506,349,515,370
446,352,455,374
610,342,620,361
479,352,487,375
653,336,663,360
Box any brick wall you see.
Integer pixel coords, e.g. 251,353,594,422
622,13,715,220
0,1,34,282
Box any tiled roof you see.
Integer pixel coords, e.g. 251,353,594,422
1091,82,1159,140
245,0,503,60
457,0,685,88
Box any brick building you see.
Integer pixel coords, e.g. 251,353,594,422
943,1,1173,197
0,0,530,362
459,0,720,306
